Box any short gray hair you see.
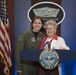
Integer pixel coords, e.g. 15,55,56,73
45,19,57,29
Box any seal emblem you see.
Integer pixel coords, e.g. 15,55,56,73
28,1,65,25
39,49,60,70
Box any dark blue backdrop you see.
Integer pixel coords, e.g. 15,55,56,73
14,0,76,75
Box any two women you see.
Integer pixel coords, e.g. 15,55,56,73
16,17,69,75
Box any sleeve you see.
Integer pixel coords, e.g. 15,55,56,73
40,40,44,50
59,37,70,50
15,32,25,71
40,36,46,50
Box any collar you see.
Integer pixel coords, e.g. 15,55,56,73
53,34,58,40
44,34,58,40
42,34,58,42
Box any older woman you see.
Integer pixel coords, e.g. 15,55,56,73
39,20,70,75
40,20,69,50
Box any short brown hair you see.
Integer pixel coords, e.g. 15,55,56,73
31,16,44,29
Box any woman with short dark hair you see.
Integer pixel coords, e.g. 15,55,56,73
16,16,45,75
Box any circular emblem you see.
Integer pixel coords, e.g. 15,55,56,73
27,1,65,25
39,49,60,70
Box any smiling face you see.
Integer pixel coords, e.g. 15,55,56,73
32,19,43,32
46,24,57,38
